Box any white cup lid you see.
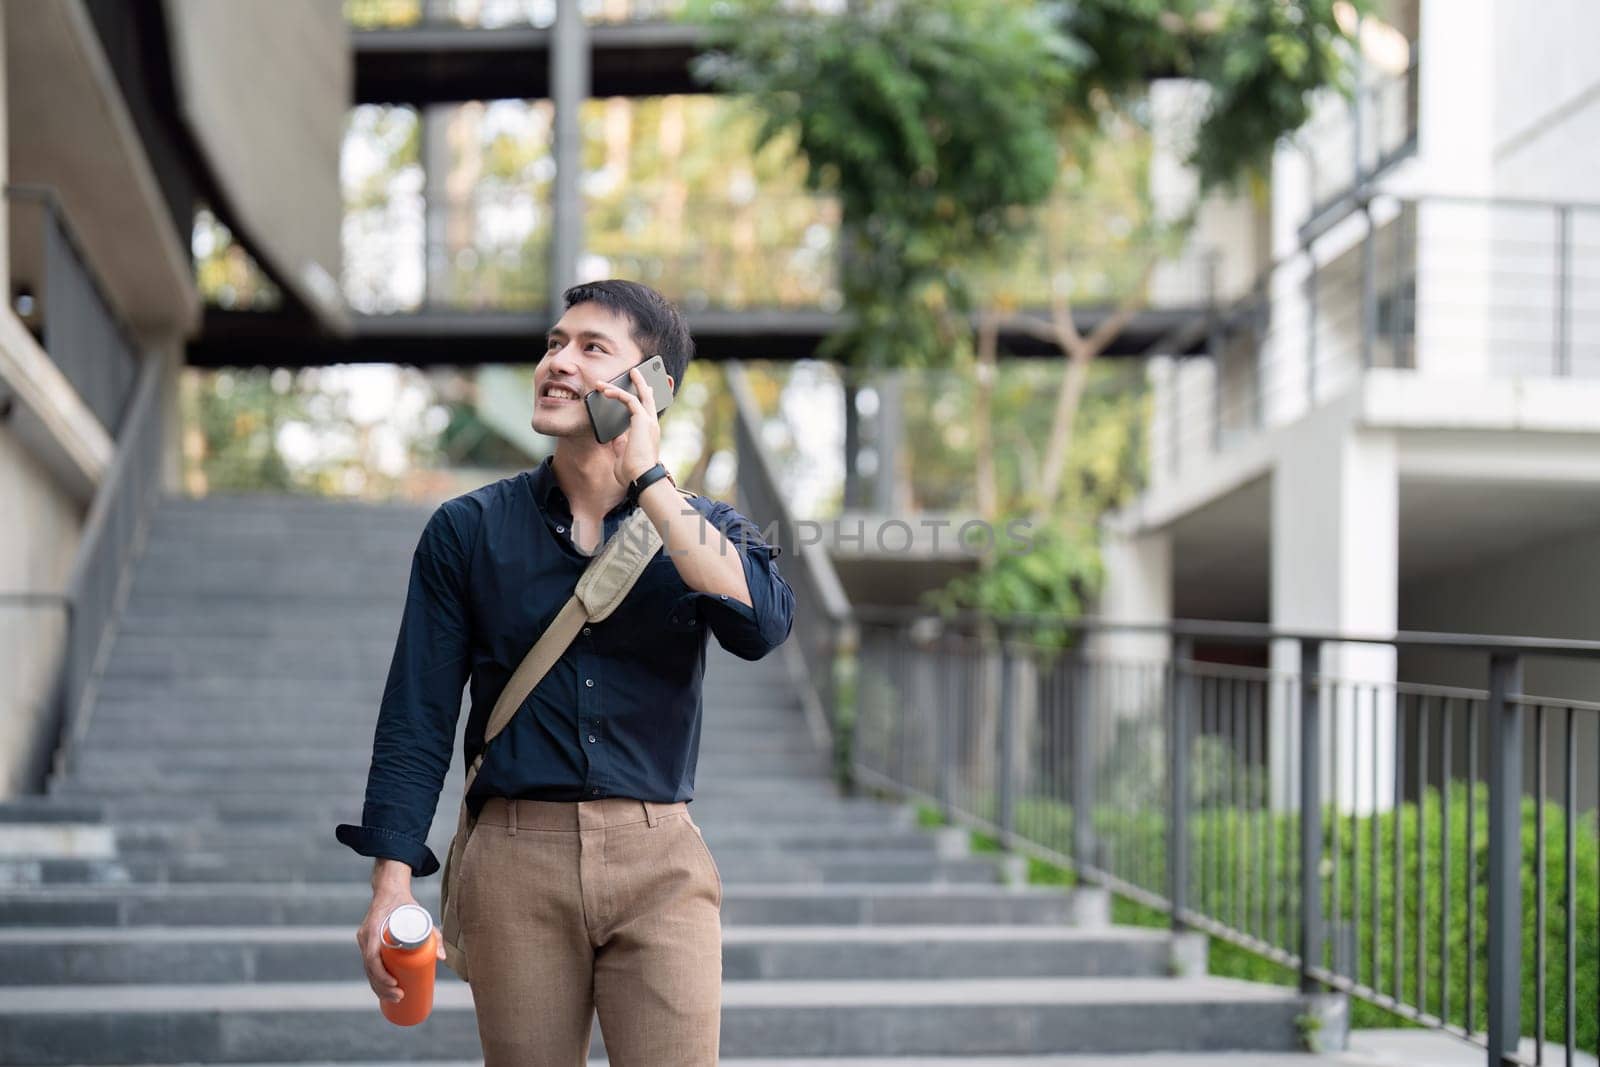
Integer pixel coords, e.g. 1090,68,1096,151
385,904,433,948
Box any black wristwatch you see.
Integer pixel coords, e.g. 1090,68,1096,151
627,462,672,504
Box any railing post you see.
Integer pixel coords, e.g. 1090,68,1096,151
1299,638,1324,994
547,0,588,311
1393,200,1412,369
830,617,859,795
1360,201,1377,370
1167,636,1194,930
1305,245,1319,410
1206,250,1223,454
821,620,839,735
1070,646,1095,876
996,623,1016,846
1170,358,1183,478
1555,204,1572,377
937,637,956,823
1486,652,1525,1066
1350,21,1367,181
1252,275,1267,430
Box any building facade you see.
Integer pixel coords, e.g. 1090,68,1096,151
1101,0,1600,810
0,0,348,796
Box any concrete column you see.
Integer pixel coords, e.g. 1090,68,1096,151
1269,423,1398,816
1088,526,1173,818
842,368,862,509
422,104,450,308
548,0,589,311
873,368,902,514
1268,106,1320,420
1411,0,1495,378
0,0,8,304
1145,358,1174,493
1092,524,1172,674
1096,527,1172,636
154,335,186,496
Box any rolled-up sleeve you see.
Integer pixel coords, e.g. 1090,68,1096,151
335,502,474,877
669,501,795,661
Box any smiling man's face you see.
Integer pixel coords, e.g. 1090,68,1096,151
532,302,674,441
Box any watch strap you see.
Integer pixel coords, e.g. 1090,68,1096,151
627,462,671,504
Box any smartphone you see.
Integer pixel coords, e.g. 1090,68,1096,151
585,355,675,444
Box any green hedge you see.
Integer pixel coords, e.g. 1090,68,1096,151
913,779,1600,1055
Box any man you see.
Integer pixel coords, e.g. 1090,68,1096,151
335,279,796,1065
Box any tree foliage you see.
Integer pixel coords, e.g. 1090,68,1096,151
688,0,1366,374
689,0,1366,624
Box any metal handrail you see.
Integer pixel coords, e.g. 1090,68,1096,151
1299,36,1422,229
1153,191,1600,484
722,360,856,766
852,604,1600,661
851,606,1596,1066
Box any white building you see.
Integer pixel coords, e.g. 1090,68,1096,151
1100,0,1600,810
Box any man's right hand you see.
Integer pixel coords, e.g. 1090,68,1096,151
358,860,442,1003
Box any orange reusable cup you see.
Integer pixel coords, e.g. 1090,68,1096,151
378,903,439,1026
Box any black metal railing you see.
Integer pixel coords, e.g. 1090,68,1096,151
38,351,166,789
1300,39,1420,222
724,360,855,775
6,185,142,437
1155,193,1600,480
848,607,1600,1067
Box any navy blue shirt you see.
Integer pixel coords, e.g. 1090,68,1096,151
335,455,795,877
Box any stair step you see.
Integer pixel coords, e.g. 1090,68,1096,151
0,924,1178,985
6,797,908,828
48,774,854,798
104,826,949,856
0,1058,1355,1067
0,807,911,837
65,742,825,767
0,883,1078,928
85,682,801,711
0,976,1316,1063
0,852,1002,887
65,750,830,777
76,716,813,744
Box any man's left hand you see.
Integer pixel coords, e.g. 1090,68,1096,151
599,365,662,490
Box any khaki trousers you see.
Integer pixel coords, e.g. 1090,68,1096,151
457,795,723,1066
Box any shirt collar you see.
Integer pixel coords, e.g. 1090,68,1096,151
528,454,637,519
530,454,563,512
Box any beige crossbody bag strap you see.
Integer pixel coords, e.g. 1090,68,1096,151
440,487,694,981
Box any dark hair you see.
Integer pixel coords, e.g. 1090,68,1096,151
561,279,695,398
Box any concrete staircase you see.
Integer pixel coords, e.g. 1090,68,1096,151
0,492,1359,1065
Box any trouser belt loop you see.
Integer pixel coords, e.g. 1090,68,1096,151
643,800,659,828
507,798,517,836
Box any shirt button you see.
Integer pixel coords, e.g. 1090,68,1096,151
585,678,594,687
588,734,597,743
719,594,728,599
556,524,565,533
582,627,591,636
591,788,600,795
689,619,696,626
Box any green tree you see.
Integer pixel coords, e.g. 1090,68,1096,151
688,0,1368,623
